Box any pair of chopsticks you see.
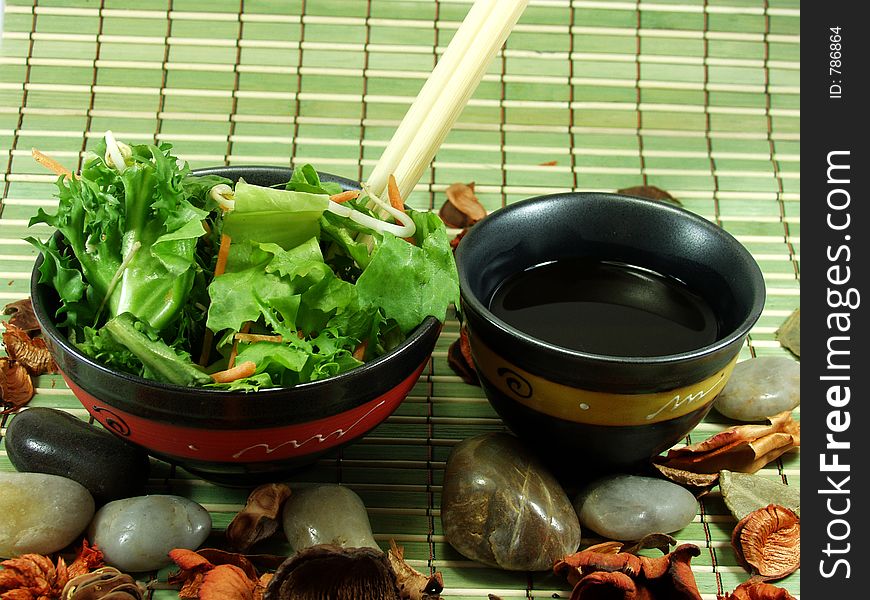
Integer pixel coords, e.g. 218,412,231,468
366,0,529,202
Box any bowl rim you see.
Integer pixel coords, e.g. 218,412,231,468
30,165,441,399
455,190,766,367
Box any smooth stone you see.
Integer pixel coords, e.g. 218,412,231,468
5,407,150,504
575,474,698,541
282,484,379,552
0,472,95,558
713,357,800,422
719,470,800,520
440,433,581,571
88,495,211,572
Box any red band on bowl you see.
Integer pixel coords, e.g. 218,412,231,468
62,362,425,463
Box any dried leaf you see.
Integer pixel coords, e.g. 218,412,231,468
719,580,797,600
387,540,443,600
226,483,292,552
775,309,800,358
651,464,721,489
0,553,69,599
3,299,40,334
617,185,682,206
719,470,800,521
731,505,800,580
199,564,256,600
622,533,678,556
449,227,471,253
169,548,216,574
653,411,800,475
440,183,486,228
554,543,703,600
0,357,35,414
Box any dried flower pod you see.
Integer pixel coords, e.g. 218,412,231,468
0,553,69,598
653,411,800,475
387,541,443,600
226,483,292,552
439,183,486,228
554,543,703,600
0,357,35,413
61,566,145,600
731,505,800,580
263,544,402,600
2,322,56,375
719,580,797,600
3,298,40,334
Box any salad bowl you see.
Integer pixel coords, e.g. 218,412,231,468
31,166,441,486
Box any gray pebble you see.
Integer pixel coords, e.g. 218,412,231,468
0,472,95,558
282,484,379,552
714,357,800,422
88,495,211,572
575,474,698,541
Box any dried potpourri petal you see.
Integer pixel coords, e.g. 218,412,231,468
0,357,35,413
0,553,69,598
3,299,40,334
439,182,487,229
731,504,800,580
225,483,292,552
775,308,800,358
61,566,145,600
387,540,443,600
168,548,279,600
67,539,106,578
622,533,678,556
198,564,257,600
718,579,797,600
446,325,478,386
653,411,800,475
2,322,56,375
651,463,721,489
553,543,703,599
617,185,682,207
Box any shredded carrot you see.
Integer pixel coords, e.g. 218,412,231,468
211,361,257,383
32,149,73,179
214,233,232,278
330,190,360,203
234,333,283,344
352,339,368,361
387,174,406,213
227,322,251,369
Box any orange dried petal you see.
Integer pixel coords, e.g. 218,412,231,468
1,323,56,375
440,183,486,228
0,358,35,413
199,564,255,600
731,505,800,580
169,548,215,573
719,580,797,600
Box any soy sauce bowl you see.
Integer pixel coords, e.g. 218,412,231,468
31,167,440,486
455,192,765,471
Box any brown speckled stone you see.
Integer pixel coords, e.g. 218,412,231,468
440,433,581,571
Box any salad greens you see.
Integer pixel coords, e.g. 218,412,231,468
30,134,459,390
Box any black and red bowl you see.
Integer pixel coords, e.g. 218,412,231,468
31,167,440,486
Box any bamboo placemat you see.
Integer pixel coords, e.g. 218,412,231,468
0,1,799,598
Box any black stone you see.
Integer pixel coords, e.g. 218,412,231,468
5,407,150,504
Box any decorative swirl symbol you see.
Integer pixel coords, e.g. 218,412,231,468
497,367,533,399
91,406,132,437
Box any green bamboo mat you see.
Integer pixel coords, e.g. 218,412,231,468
0,0,800,598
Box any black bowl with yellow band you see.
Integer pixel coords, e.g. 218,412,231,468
455,192,765,470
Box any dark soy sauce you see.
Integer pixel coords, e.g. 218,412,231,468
489,258,720,357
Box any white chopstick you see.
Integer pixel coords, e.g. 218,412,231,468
366,0,529,201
